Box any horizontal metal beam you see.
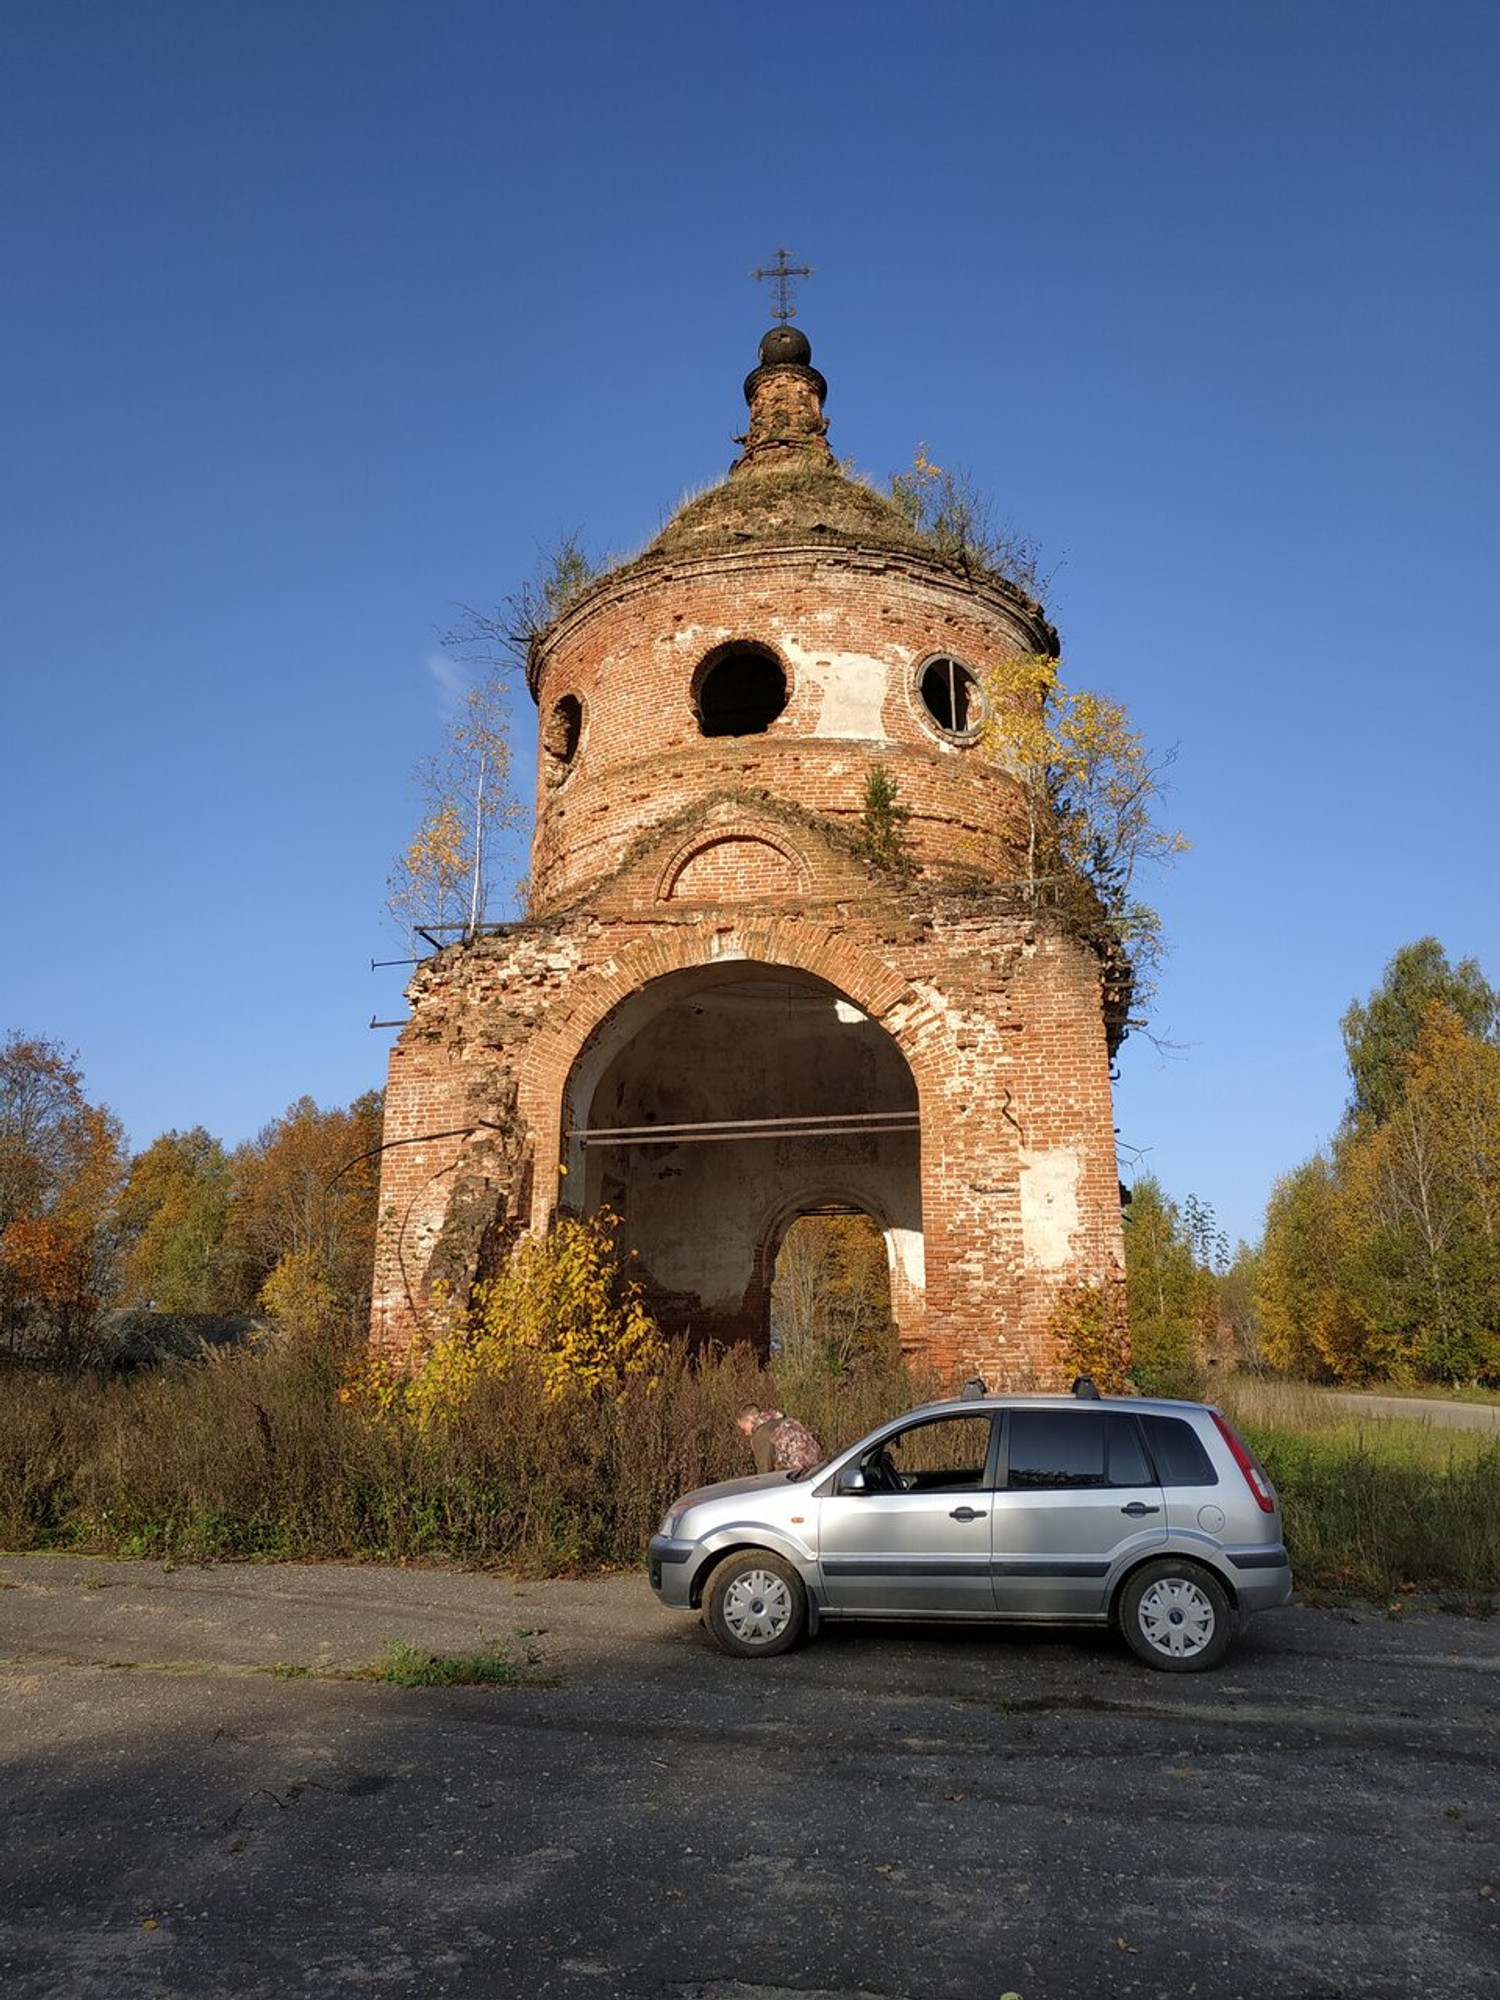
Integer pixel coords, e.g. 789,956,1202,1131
569,1110,920,1149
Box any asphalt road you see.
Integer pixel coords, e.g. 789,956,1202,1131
1322,1392,1500,1434
2,1554,1497,2000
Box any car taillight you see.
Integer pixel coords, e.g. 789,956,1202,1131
1210,1411,1276,1514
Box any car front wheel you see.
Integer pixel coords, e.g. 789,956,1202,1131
1119,1559,1234,1672
704,1550,807,1658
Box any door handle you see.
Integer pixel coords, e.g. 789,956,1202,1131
1120,1502,1161,1517
949,1506,987,1522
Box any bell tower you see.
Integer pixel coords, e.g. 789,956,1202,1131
372,307,1128,1383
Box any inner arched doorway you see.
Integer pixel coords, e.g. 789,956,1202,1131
561,963,922,1349
770,1208,898,1370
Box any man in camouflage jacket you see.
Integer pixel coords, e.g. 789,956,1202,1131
736,1406,823,1476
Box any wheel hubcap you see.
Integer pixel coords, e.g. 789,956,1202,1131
1137,1577,1215,1657
723,1569,793,1644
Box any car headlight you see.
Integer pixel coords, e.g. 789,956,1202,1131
660,1506,686,1538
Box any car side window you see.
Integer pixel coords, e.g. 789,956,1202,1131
862,1415,994,1492
1105,1415,1154,1487
1004,1409,1107,1489
1139,1414,1218,1486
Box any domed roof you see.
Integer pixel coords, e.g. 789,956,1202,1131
527,320,1051,694
644,319,930,562
646,462,929,564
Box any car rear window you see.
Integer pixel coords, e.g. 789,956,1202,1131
1139,1413,1218,1486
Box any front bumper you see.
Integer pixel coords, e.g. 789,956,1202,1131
647,1534,696,1608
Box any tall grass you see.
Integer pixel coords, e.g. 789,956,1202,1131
1219,1374,1500,1601
4,1353,1496,1601
0,1338,918,1571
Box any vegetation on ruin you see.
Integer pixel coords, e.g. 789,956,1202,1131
1047,1277,1132,1395
851,763,915,875
982,651,1188,1025
440,530,601,680
364,1212,667,1426
770,1212,902,1380
889,446,1052,604
386,677,528,944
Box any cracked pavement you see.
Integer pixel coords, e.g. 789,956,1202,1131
2,1554,1497,1998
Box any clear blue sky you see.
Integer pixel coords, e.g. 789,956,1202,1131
4,1,1497,1249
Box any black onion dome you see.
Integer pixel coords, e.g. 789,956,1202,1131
758,325,813,367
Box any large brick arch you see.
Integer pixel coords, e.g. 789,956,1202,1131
515,919,945,1236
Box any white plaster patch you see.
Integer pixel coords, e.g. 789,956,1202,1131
888,1225,926,1291
667,624,718,652
781,640,892,741
1018,1147,1081,1272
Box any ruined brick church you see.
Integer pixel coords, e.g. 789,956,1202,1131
371,307,1128,1384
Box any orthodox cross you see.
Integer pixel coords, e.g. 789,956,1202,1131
751,247,813,323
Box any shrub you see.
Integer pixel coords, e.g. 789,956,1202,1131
1048,1278,1131,1393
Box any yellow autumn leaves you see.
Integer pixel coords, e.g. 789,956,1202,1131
355,1211,665,1427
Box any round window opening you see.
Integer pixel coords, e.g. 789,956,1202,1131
918,655,985,737
544,692,584,782
695,645,788,738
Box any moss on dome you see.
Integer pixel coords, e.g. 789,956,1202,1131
646,463,930,564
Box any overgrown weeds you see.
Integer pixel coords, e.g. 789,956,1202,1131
5,1344,1497,1603
1219,1374,1500,1600
0,1334,917,1572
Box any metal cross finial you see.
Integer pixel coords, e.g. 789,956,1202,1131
751,247,814,323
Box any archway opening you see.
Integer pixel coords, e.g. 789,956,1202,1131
770,1209,897,1373
562,963,922,1350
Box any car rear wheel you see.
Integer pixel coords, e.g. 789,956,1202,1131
705,1550,807,1658
1119,1559,1233,1672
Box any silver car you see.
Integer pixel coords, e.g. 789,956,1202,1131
648,1392,1292,1671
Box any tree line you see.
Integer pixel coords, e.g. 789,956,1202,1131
1125,938,1500,1389
0,1032,381,1367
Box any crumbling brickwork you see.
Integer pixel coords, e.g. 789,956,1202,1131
372,323,1126,1384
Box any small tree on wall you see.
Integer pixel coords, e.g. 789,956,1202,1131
387,682,527,947
983,653,1187,1027
853,764,914,875
440,532,600,679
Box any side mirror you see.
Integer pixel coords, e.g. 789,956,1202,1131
836,1466,870,1495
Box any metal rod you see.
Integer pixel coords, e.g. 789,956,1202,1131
580,1128,924,1160
572,1109,917,1139
369,1016,409,1029
570,1111,919,1148
371,957,420,969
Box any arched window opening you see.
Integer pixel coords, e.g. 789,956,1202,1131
544,692,584,783
771,1211,896,1371
695,645,788,738
918,655,984,737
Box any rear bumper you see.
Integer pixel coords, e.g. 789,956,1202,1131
1225,1544,1294,1611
